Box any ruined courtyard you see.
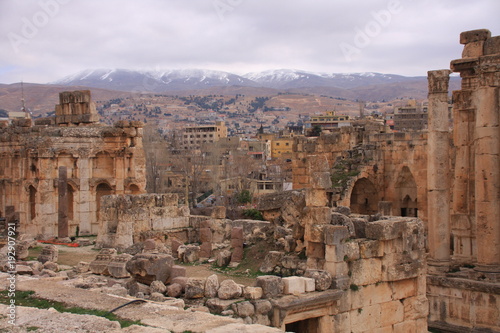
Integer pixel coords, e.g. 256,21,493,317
0,29,499,333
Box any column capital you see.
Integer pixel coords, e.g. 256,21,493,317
428,69,451,94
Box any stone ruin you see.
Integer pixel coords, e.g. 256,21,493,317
85,149,428,331
0,29,498,333
0,90,146,238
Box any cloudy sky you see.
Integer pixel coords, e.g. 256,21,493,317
1,0,499,84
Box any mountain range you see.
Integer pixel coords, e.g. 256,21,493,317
52,68,452,100
0,69,460,115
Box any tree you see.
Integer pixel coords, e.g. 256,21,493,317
310,125,322,137
236,190,252,204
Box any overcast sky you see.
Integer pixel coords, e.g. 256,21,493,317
1,0,499,84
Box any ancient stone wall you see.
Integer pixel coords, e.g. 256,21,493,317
426,29,500,333
0,91,146,238
292,131,428,222
94,187,427,332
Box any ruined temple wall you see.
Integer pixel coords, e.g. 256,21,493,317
0,93,146,238
293,206,428,332
427,276,500,332
332,219,428,332
292,129,429,222
96,193,190,250
292,128,359,189
371,132,428,222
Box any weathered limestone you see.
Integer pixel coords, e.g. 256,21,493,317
107,253,132,278
89,248,117,275
97,194,189,250
217,279,243,300
37,244,58,264
426,29,500,333
0,90,146,238
125,253,174,285
427,69,452,272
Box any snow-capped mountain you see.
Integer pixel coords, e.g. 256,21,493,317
243,69,421,89
52,68,429,96
52,68,259,92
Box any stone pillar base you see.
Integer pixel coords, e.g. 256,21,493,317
427,259,450,275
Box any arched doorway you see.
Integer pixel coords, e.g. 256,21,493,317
401,194,418,217
96,183,113,221
350,178,379,214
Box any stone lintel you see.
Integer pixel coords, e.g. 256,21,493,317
459,29,491,45
450,58,479,73
270,289,343,328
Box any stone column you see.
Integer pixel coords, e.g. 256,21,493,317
58,166,69,238
427,70,451,272
473,86,500,271
77,156,92,235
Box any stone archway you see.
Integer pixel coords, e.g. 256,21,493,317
350,178,379,214
128,184,141,194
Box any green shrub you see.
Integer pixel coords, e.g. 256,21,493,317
243,208,264,221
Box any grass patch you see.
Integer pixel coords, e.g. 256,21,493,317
0,290,142,328
211,239,277,279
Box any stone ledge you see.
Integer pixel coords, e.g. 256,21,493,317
427,275,500,295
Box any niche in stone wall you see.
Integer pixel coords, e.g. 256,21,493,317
396,166,418,217
350,177,379,214
128,184,141,194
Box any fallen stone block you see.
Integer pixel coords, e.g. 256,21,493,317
125,253,174,285
304,269,332,291
166,283,183,298
185,277,206,299
107,253,132,278
259,251,284,273
205,274,219,298
282,276,306,295
37,244,59,264
89,248,117,275
232,301,255,317
256,275,284,298
243,286,263,300
206,298,241,314
216,250,232,267
217,279,242,300
150,280,167,294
